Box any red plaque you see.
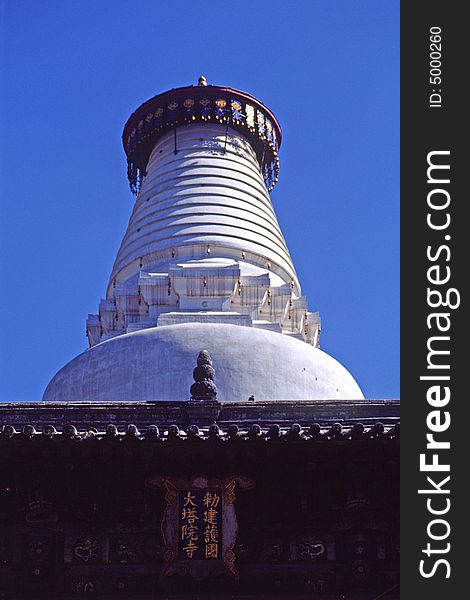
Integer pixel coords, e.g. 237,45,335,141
146,475,254,579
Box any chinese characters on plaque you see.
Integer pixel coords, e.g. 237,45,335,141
146,475,254,579
179,490,222,560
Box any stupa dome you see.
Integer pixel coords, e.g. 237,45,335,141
43,323,363,402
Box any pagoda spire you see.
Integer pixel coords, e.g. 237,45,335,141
85,82,320,350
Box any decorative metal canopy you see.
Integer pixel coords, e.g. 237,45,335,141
122,81,282,194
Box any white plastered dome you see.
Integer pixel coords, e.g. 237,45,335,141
43,323,364,402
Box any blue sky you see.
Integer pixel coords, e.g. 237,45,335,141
0,0,399,401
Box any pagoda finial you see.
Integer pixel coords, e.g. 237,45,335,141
197,75,208,86
190,350,217,401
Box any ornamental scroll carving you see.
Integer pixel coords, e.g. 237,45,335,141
145,475,254,580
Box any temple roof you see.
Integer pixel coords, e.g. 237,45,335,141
1,398,399,433
1,420,399,443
